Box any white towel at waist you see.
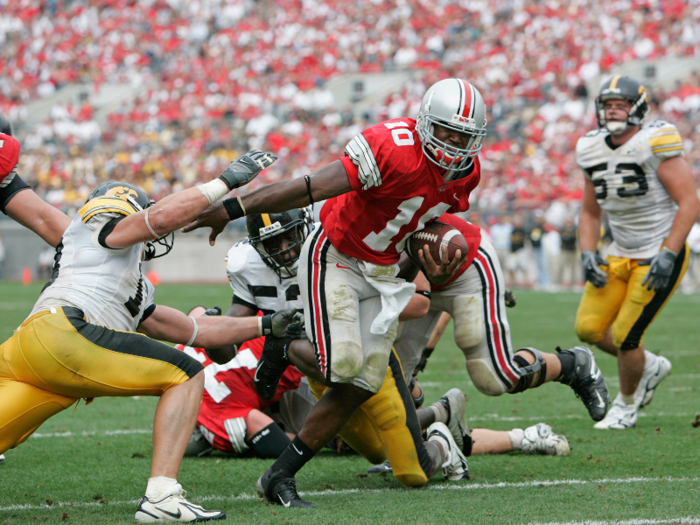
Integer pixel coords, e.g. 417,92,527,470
358,261,416,335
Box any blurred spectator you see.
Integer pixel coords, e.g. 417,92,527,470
557,217,579,289
529,212,550,289
37,246,55,280
489,215,512,272
506,215,528,287
681,216,700,294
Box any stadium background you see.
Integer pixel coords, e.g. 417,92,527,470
2,0,700,282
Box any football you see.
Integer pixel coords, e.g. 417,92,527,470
406,221,468,266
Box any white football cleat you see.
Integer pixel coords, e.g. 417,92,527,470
0,454,5,464
521,423,571,456
135,484,225,522
594,393,638,430
437,388,472,455
427,422,469,481
636,353,672,409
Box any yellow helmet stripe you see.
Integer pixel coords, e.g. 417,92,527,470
609,75,621,90
261,214,272,227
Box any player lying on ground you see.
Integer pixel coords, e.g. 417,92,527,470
574,75,699,429
0,152,303,523
0,113,70,247
394,213,609,420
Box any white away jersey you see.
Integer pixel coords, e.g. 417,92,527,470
30,199,154,332
576,121,684,258
225,240,302,314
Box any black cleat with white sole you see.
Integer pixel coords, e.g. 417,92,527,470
557,346,609,422
256,468,316,508
254,336,293,401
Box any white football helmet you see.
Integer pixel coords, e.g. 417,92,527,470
416,78,487,174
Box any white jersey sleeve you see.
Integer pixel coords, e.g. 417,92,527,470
225,241,259,307
576,122,683,259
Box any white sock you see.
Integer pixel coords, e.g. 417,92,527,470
145,476,179,500
429,402,449,424
508,428,524,450
621,393,635,405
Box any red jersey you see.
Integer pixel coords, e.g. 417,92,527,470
0,133,20,183
321,118,481,265
431,213,482,291
177,337,303,431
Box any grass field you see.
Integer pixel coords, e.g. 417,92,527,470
1,282,699,525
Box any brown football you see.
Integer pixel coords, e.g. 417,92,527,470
406,221,468,265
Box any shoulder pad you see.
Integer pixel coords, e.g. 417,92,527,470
78,196,138,223
645,122,683,157
225,241,258,276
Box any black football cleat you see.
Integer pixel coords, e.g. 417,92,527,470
254,336,293,401
557,346,609,422
256,468,316,508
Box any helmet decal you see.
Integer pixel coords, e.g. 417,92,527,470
106,186,140,201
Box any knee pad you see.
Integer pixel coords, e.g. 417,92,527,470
223,417,249,454
362,374,404,432
331,340,364,382
247,422,291,459
465,359,508,396
453,295,483,350
510,347,547,394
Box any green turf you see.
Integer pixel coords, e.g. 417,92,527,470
1,283,699,524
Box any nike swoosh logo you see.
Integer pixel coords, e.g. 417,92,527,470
154,506,182,519
336,263,351,270
254,362,263,383
589,358,599,380
292,443,304,456
278,495,292,508
594,390,606,408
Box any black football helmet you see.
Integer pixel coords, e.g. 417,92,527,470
246,208,313,279
0,113,12,136
86,181,174,260
595,75,649,134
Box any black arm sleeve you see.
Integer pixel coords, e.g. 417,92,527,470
0,173,31,214
97,216,127,249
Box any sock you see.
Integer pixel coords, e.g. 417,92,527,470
508,429,525,451
429,401,449,425
555,351,576,382
145,476,178,500
621,393,635,405
271,436,316,477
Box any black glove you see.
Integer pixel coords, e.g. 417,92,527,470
504,288,516,308
203,306,221,317
639,248,677,292
413,346,435,377
218,150,277,190
582,250,609,288
261,309,304,338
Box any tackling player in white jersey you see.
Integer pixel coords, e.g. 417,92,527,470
574,75,700,430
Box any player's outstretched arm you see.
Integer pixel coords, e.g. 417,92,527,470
656,156,700,254
139,305,261,348
5,189,71,248
107,150,276,249
183,160,351,246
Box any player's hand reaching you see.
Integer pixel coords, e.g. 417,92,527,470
418,244,468,286
181,201,229,246
581,250,609,288
639,247,677,292
218,150,277,190
260,309,305,339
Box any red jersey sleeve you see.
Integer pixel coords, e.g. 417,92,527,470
0,134,20,184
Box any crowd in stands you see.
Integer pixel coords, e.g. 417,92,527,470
2,0,700,217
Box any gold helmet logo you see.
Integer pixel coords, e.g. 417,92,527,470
106,186,139,201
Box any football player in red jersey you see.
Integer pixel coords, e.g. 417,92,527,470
0,115,70,248
185,78,497,507
396,213,609,421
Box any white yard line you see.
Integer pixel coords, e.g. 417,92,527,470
527,518,700,525
1,476,699,513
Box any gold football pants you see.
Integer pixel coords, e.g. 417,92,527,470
308,349,432,487
0,307,202,454
575,245,688,350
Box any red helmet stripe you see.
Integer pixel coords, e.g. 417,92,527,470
459,79,474,119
